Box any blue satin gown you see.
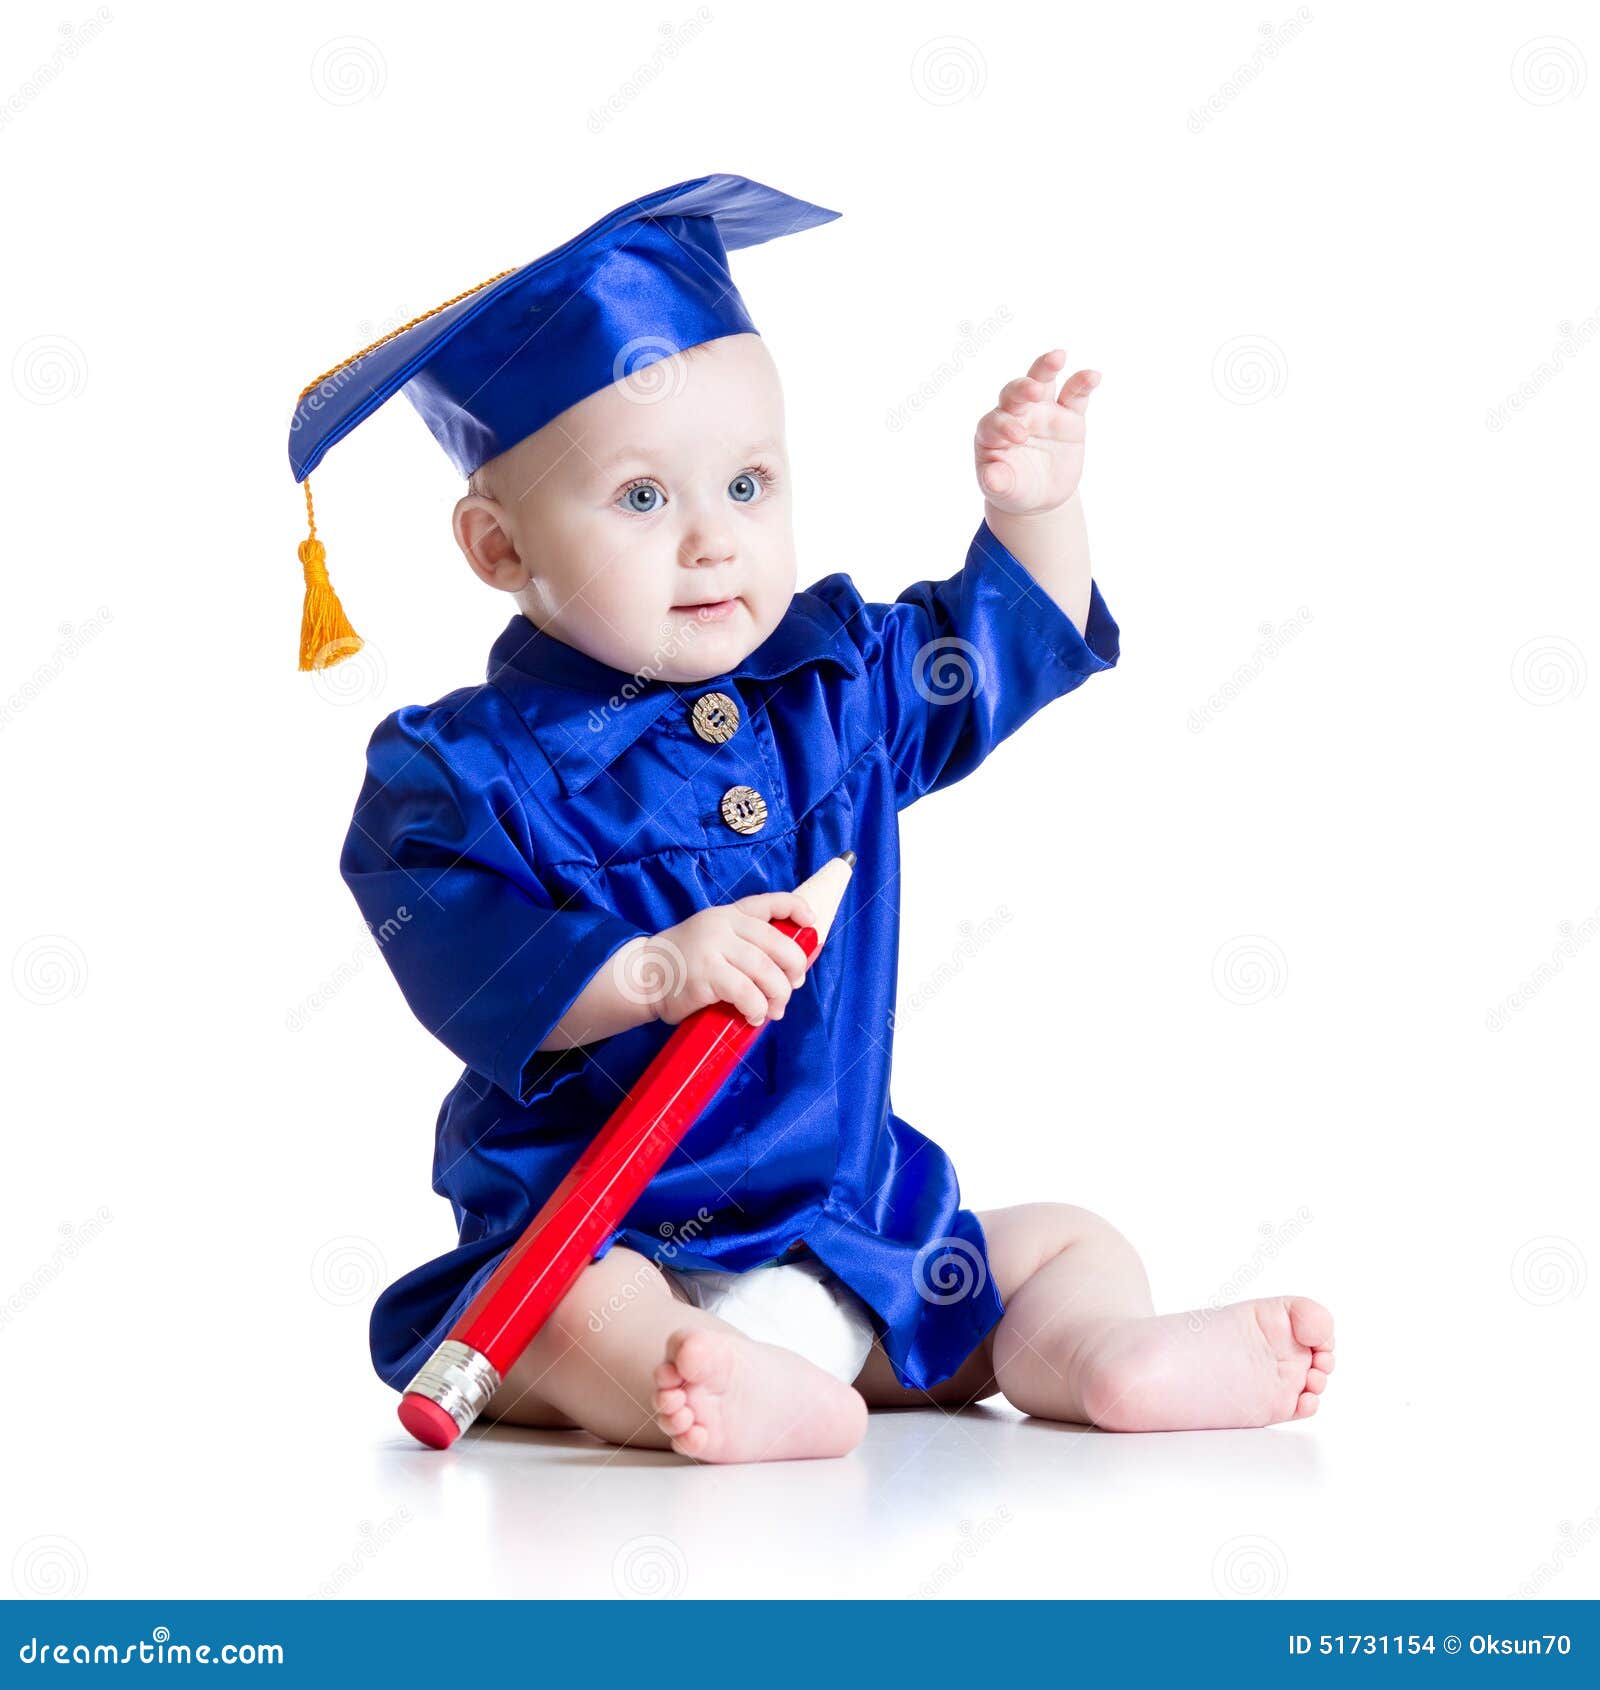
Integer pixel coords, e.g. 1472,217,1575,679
342,520,1120,1392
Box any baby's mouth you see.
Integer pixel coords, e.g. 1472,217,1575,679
672,596,741,623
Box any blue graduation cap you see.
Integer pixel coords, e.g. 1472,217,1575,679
287,173,839,670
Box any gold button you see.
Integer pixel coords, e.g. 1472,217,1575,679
691,690,740,745
720,785,768,835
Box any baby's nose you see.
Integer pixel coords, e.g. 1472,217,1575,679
683,525,736,566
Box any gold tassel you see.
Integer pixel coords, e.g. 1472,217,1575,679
291,263,518,671
296,479,362,670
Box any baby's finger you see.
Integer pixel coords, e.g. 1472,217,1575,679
1056,368,1100,415
733,890,817,929
712,959,770,1026
998,374,1047,415
1027,347,1067,389
976,407,1028,449
739,914,811,987
979,458,1016,498
729,940,793,1019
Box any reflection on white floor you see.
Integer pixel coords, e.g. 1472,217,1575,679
10,1350,1597,1601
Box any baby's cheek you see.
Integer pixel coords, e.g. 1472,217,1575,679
582,562,673,668
748,550,798,641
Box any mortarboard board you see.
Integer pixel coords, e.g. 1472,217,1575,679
287,173,840,671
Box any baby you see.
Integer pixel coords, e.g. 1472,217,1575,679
303,177,1333,1462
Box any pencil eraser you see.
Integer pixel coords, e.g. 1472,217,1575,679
398,1392,460,1449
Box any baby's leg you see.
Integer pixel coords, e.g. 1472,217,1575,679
850,1200,1137,1411
982,1203,1335,1431
481,1245,866,1462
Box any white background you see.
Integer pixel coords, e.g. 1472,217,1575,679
2,0,1595,1603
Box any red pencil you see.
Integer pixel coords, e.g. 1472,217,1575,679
397,851,857,1448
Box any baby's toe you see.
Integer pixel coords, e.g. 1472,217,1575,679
657,1404,696,1436
1311,1347,1335,1374
1286,1297,1334,1354
670,1327,731,1389
672,1423,710,1458
654,1384,686,1416
653,1359,683,1390
1304,1367,1329,1395
1294,1390,1320,1419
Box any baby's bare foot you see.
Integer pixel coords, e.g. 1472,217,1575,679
650,1326,867,1463
1075,1296,1335,1432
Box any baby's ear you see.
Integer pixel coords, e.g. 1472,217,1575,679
453,493,527,593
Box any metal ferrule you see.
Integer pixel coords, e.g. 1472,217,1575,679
402,1340,502,1436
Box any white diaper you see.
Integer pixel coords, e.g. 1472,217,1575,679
662,1254,878,1385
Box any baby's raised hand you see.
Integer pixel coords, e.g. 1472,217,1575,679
974,349,1099,517
645,891,817,1029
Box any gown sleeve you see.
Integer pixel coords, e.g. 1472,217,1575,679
824,519,1121,809
339,704,648,1104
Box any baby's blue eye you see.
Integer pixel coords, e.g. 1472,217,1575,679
728,472,761,504
620,482,663,514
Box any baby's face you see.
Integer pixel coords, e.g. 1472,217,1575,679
453,332,797,684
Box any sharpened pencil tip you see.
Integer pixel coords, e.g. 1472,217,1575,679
839,850,856,868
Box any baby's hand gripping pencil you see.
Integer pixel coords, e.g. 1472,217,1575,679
397,850,857,1448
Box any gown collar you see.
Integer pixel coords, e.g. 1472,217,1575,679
485,585,863,797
